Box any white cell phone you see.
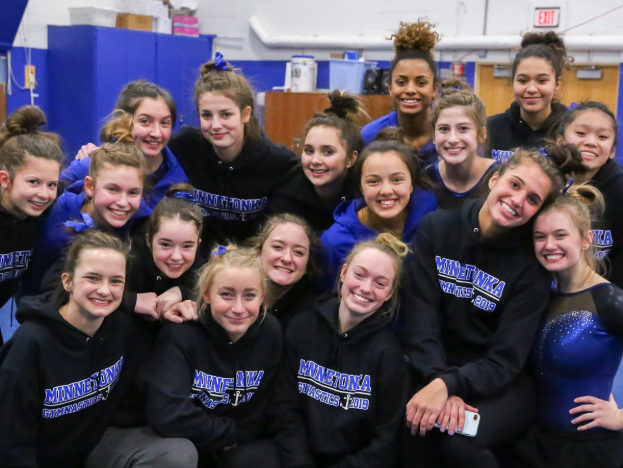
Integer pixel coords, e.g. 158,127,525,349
433,410,480,437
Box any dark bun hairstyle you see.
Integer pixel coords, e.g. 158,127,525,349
0,106,63,177
512,31,572,81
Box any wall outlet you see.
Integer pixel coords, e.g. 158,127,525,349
25,65,35,89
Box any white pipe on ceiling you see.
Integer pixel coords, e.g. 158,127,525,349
250,16,623,51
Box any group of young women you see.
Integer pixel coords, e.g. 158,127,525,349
0,17,621,468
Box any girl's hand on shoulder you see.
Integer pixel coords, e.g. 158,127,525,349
438,396,478,436
570,394,623,431
156,287,183,315
75,143,99,160
406,378,449,437
134,292,159,320
162,300,198,323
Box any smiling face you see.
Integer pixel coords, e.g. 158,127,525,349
513,57,560,117
302,125,355,188
390,59,437,116
261,222,310,286
434,107,483,165
84,164,143,229
339,248,395,324
62,248,126,320
484,161,552,232
132,97,173,160
563,108,616,176
361,151,413,220
204,266,263,342
534,209,592,273
149,218,199,279
0,155,60,219
198,92,251,157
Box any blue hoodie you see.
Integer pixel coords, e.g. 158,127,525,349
320,189,437,289
60,146,188,209
360,111,438,167
26,181,151,293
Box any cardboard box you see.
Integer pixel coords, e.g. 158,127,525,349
116,13,153,31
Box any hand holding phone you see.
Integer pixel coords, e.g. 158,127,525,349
434,409,480,437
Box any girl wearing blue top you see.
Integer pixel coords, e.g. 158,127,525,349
361,20,440,167
61,80,188,208
426,79,498,210
321,131,436,288
505,184,623,467
32,112,151,293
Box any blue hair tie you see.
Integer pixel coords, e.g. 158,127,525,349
539,147,548,158
64,213,95,233
214,52,228,71
173,191,196,203
212,245,228,258
562,178,574,195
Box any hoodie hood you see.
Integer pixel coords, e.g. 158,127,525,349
314,293,392,346
16,294,101,349
591,158,623,192
332,189,437,241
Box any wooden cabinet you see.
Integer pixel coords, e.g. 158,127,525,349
264,92,393,151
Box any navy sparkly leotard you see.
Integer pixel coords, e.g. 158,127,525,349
534,283,623,432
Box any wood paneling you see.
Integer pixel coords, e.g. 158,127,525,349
476,64,620,117
264,92,393,151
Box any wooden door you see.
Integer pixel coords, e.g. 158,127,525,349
476,64,620,117
264,92,393,151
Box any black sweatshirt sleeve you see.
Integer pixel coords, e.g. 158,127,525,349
439,260,550,400
0,339,43,468
141,324,238,452
403,215,449,384
327,346,409,468
270,330,316,468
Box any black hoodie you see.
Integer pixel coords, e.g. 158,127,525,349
0,205,39,345
0,294,147,468
140,310,282,455
168,127,298,245
271,294,409,468
589,158,623,289
403,199,550,400
267,275,316,331
487,101,568,162
271,165,356,234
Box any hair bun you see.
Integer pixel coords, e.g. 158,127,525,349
375,232,409,258
4,106,47,136
390,20,440,56
440,78,473,96
542,141,588,177
100,110,134,145
374,126,404,143
200,60,234,78
324,90,362,120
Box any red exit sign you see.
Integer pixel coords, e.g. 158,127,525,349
534,7,560,27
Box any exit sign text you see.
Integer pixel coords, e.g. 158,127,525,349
534,7,560,27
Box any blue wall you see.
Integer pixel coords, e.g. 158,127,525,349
6,47,49,117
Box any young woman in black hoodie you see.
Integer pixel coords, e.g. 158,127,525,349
403,142,586,468
141,246,283,467
272,90,363,233
168,52,298,246
555,101,623,289
487,32,570,163
0,231,171,467
250,213,321,331
0,106,64,345
271,233,410,468
125,183,203,320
